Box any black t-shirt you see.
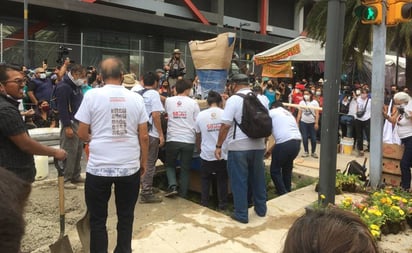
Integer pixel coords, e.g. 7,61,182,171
0,95,35,182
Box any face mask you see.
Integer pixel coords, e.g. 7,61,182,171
39,73,47,79
311,89,315,94
304,95,310,101
315,91,321,96
75,78,86,87
42,105,50,112
356,90,361,95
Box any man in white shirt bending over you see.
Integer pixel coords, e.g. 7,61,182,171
164,79,200,198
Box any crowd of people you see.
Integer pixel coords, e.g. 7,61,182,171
2,46,412,252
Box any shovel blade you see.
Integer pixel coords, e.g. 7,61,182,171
76,210,90,253
49,235,73,253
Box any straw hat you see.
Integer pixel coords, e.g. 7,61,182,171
173,49,182,54
122,74,138,88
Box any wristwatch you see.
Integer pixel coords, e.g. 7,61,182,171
216,145,222,148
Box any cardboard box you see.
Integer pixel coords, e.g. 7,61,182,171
382,143,404,160
382,172,401,187
382,158,401,175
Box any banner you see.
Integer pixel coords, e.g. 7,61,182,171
254,44,301,65
262,62,293,78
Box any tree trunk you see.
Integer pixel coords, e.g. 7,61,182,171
406,55,412,91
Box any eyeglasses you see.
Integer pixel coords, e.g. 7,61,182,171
3,78,27,86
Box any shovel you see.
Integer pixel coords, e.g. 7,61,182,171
76,209,90,253
49,158,73,253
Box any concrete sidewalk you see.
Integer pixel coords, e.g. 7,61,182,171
125,150,368,253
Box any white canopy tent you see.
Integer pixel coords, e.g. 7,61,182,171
253,36,405,86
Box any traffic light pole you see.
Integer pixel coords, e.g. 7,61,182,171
318,0,346,206
369,4,386,188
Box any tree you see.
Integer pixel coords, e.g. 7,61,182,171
298,0,412,90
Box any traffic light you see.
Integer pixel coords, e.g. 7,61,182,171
387,0,412,26
354,0,383,25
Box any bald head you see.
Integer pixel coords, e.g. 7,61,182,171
100,58,124,85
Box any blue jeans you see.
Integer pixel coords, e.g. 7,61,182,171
400,136,412,190
165,141,195,198
270,139,301,195
85,171,140,253
299,121,317,154
227,149,267,223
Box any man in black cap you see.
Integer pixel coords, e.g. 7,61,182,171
214,73,268,224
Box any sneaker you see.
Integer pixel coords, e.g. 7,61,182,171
311,153,318,158
301,152,309,158
64,182,77,190
164,186,178,198
71,176,85,184
139,193,162,204
230,214,248,224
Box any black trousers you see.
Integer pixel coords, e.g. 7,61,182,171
355,119,370,151
200,159,228,210
85,171,140,253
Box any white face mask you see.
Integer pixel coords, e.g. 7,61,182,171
315,91,321,96
39,73,47,79
304,95,310,101
75,78,86,87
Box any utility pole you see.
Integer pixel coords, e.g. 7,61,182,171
318,0,346,206
24,0,28,67
369,3,386,188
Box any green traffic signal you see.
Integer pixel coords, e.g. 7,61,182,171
363,6,378,21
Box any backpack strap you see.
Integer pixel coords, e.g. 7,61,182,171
233,92,249,139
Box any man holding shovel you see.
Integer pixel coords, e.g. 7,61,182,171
0,63,67,183
76,57,149,253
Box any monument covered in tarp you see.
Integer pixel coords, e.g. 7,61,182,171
189,32,236,98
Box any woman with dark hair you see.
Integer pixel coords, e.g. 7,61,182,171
32,99,57,128
296,89,320,158
283,208,379,253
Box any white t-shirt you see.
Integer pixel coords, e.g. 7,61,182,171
195,107,228,161
75,84,148,177
299,99,319,124
138,88,164,138
221,88,266,151
397,100,412,139
165,95,200,144
355,97,371,121
269,107,302,144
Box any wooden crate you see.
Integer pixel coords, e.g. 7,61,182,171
381,172,401,187
382,158,401,176
382,143,404,160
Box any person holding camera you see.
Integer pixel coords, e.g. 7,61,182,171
164,49,186,87
354,87,371,157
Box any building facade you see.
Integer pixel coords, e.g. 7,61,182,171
1,0,313,78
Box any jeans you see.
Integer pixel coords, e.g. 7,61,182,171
299,121,317,154
85,171,140,253
141,136,160,195
60,121,83,181
400,136,412,190
227,149,267,222
200,159,228,209
340,115,354,138
270,139,301,195
165,141,195,198
355,119,370,151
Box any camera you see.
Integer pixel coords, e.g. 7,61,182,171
56,45,73,65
